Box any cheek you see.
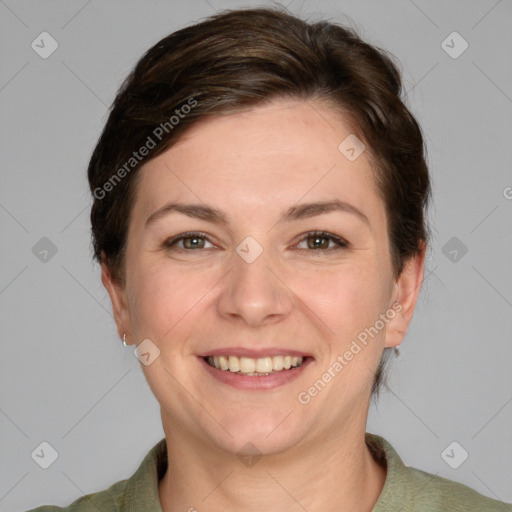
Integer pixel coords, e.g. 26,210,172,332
297,263,387,337
127,262,210,346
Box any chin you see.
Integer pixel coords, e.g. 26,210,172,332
206,411,305,456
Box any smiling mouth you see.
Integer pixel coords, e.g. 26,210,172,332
204,355,305,376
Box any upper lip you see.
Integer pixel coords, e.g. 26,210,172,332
198,347,313,359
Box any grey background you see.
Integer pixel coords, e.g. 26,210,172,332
1,0,511,510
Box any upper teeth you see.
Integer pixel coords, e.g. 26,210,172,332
207,355,303,374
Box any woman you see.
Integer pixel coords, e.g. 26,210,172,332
28,6,511,512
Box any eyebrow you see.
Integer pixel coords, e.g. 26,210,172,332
145,199,370,228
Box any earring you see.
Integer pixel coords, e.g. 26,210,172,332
123,332,127,347
394,345,400,357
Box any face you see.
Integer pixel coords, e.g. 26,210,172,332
103,98,423,457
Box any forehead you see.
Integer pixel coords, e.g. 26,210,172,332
132,98,384,225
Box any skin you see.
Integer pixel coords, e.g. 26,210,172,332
102,98,425,512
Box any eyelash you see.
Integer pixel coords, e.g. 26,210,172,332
162,230,348,252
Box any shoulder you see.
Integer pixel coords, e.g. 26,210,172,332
24,437,167,512
23,478,126,511
403,465,512,511
366,433,512,512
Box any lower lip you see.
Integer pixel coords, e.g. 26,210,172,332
199,356,313,390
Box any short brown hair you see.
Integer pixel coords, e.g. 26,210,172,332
88,6,431,397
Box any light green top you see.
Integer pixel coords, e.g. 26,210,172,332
27,433,512,511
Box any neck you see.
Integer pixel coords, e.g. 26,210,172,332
158,417,386,512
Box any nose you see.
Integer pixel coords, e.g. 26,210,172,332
216,241,294,328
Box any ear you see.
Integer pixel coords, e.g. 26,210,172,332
384,242,426,348
101,257,132,344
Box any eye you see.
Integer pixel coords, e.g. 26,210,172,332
295,231,348,251
162,231,214,250
162,230,348,253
